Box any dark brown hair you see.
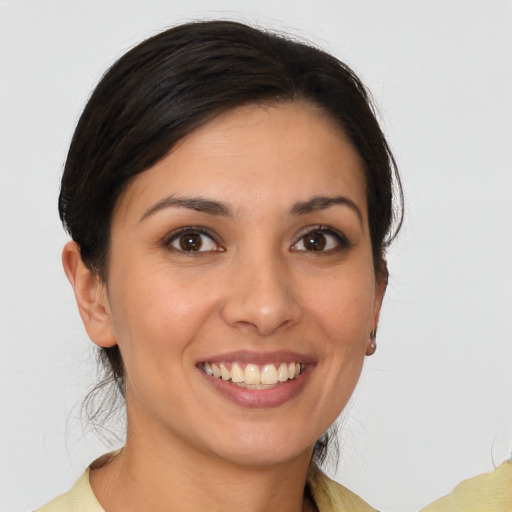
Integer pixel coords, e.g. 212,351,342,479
60,20,403,463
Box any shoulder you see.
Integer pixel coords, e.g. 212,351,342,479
33,452,121,512
34,470,104,512
307,464,378,512
420,460,512,512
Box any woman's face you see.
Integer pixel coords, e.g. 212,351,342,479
96,101,384,465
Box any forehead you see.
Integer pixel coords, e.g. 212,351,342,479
114,101,367,223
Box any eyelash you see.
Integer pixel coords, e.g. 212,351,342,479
164,225,350,255
291,226,350,253
164,226,224,255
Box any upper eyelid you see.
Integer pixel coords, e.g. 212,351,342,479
163,226,225,254
164,226,219,243
291,226,351,250
162,224,349,249
294,225,348,241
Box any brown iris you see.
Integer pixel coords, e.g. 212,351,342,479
179,233,203,251
303,231,327,251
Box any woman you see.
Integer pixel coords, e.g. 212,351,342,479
36,20,510,512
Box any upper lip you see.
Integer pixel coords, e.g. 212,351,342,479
196,350,316,366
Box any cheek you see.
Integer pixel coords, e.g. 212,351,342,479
106,273,218,415
304,267,376,341
302,263,376,415
106,260,221,371
117,299,200,350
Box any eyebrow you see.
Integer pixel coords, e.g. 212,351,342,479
140,194,363,224
290,195,363,225
140,196,232,221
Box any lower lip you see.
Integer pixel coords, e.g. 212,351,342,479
200,368,311,408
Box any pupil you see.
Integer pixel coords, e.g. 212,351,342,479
304,232,326,251
180,233,202,251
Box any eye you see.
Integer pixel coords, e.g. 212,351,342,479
166,228,222,253
291,228,348,252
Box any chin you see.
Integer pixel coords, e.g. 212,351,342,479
203,425,317,468
216,444,313,468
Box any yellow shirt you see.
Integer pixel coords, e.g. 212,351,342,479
420,461,512,512
35,455,512,512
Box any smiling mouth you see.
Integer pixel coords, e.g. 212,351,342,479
200,362,306,388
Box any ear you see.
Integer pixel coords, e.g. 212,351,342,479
371,267,388,331
62,241,117,348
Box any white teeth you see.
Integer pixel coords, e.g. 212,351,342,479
244,364,261,385
278,363,289,382
211,363,221,378
260,364,278,385
202,361,305,385
220,363,230,381
231,362,244,382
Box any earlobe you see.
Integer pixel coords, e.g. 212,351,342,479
365,271,387,356
62,241,117,348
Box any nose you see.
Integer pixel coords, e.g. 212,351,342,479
221,252,303,336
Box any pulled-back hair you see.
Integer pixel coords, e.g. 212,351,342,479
59,20,403,464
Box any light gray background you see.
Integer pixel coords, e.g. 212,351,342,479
1,1,511,511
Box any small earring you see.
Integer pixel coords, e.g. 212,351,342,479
366,329,377,356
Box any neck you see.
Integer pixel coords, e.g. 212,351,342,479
90,419,316,512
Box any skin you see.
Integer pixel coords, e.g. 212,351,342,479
63,101,386,512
